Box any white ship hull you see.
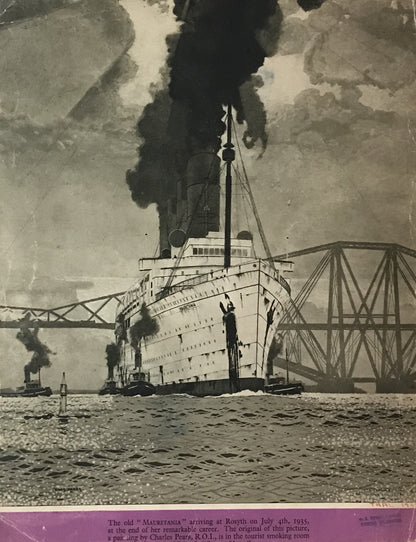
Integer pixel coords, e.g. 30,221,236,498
119,259,291,396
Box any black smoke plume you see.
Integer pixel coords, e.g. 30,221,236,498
130,303,159,350
105,342,120,380
127,0,283,211
127,0,325,213
297,0,326,11
267,333,284,361
16,324,53,381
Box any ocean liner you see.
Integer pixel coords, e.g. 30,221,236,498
114,105,293,396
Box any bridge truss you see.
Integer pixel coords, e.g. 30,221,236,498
0,292,124,330
274,242,416,392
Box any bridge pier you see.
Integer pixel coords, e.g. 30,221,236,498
316,378,355,393
376,377,416,394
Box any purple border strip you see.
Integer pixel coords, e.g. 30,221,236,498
1,507,415,542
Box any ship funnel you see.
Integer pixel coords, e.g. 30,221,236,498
169,229,186,248
24,365,30,383
237,230,253,241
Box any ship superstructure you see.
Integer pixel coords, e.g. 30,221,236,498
114,106,293,396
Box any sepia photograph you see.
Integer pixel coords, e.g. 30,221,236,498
0,0,415,510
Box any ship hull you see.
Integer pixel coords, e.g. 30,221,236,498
120,260,290,396
121,381,156,397
1,387,52,398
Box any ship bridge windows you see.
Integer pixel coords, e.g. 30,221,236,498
191,247,248,257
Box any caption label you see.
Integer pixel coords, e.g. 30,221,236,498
108,516,310,542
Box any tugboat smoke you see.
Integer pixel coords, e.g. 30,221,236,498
16,324,53,382
297,0,326,11
130,304,159,351
105,343,120,380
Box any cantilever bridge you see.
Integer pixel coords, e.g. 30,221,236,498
1,241,415,392
273,241,416,392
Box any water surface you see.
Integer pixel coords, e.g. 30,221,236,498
0,392,415,505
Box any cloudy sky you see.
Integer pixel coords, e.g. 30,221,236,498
0,0,415,389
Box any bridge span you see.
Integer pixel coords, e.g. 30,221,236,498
0,292,124,330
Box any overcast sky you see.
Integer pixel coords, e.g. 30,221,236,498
0,0,415,389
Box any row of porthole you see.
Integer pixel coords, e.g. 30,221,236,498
181,340,215,351
160,360,220,377
154,319,217,339
143,350,226,367
142,340,218,363
159,286,227,310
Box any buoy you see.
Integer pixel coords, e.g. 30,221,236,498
58,372,68,417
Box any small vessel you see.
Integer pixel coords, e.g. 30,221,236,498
99,350,155,397
99,343,122,395
119,347,155,397
120,370,155,397
1,368,52,397
264,350,304,395
264,377,304,396
98,379,120,396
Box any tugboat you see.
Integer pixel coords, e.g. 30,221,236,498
99,342,122,395
98,379,120,396
264,350,304,396
120,369,155,397
264,377,304,396
1,367,52,397
99,350,155,397
119,347,155,397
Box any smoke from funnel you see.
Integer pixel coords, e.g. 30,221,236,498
105,342,120,380
16,324,53,382
297,0,326,11
126,0,325,247
130,303,159,351
127,0,283,212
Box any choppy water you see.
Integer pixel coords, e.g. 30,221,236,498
0,392,415,505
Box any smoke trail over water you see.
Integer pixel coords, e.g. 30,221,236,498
130,303,159,351
105,342,120,380
16,323,53,381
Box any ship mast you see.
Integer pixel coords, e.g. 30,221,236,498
222,103,235,268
